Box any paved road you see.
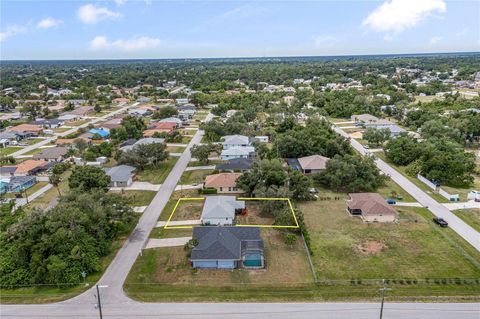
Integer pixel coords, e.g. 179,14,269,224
2,114,478,319
2,302,479,319
332,125,480,252
14,183,53,209
10,103,138,157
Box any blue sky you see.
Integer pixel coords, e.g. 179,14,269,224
1,0,479,60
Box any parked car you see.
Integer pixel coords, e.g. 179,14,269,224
386,199,396,205
433,217,448,227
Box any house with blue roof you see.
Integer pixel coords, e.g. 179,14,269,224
88,128,110,139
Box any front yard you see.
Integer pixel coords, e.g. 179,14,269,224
124,229,313,301
179,169,214,185
136,157,178,184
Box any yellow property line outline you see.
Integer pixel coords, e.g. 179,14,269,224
164,197,299,229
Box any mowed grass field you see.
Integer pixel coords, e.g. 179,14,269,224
298,189,480,281
136,157,178,184
454,209,480,232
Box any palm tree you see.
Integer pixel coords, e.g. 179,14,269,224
49,174,62,196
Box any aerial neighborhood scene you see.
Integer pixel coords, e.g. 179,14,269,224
0,0,479,318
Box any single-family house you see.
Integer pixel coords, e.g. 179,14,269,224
221,135,251,150
32,118,64,129
128,108,152,117
204,173,242,194
216,158,253,172
120,137,165,151
190,226,264,269
113,98,130,104
4,159,50,176
7,124,43,135
201,196,245,226
159,117,183,127
176,98,189,105
57,114,81,122
347,193,398,223
104,165,136,188
102,118,123,130
296,155,330,175
32,147,69,162
4,175,37,193
88,128,110,139
220,146,255,161
64,106,94,117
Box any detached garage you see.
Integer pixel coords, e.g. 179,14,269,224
190,226,264,270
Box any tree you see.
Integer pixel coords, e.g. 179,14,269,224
363,128,390,146
236,159,287,196
153,106,178,119
94,104,102,113
49,174,62,196
118,143,169,169
73,138,88,153
314,154,386,192
384,134,421,166
121,116,146,139
0,191,135,285
288,171,312,200
68,166,111,192
190,143,218,164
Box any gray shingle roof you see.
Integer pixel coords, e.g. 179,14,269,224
104,165,135,182
201,196,245,220
216,158,253,171
191,226,262,260
32,147,68,160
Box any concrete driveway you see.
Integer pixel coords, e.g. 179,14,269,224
145,237,192,249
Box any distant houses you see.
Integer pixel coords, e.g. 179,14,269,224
351,114,405,137
32,147,69,162
0,175,37,195
220,135,255,161
288,155,330,175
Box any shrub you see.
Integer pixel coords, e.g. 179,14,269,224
283,233,297,246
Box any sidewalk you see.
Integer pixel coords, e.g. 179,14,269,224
156,220,201,227
185,165,216,171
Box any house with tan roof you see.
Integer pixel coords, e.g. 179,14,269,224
288,154,330,175
347,193,398,223
4,159,50,176
204,173,242,194
7,124,43,135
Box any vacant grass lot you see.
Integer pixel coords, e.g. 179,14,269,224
166,146,186,153
125,229,313,301
454,209,480,232
377,179,416,202
179,169,214,185
298,189,480,281
158,190,199,221
136,158,178,184
26,171,71,210
117,190,157,206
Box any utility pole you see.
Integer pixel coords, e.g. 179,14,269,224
379,279,392,319
94,285,108,319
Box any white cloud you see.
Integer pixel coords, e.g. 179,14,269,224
77,4,121,24
428,36,442,46
0,25,27,42
37,17,63,29
90,36,160,51
113,0,126,5
362,0,446,34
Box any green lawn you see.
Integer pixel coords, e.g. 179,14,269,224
136,158,178,184
441,175,480,202
179,169,214,185
377,179,416,202
166,146,186,153
0,146,23,156
150,227,193,239
119,190,157,206
298,189,480,282
25,171,71,210
454,209,480,232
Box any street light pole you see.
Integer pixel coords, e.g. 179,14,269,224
379,279,392,319
95,285,103,319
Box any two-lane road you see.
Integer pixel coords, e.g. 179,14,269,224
332,125,480,252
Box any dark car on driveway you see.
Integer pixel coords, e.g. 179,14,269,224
433,217,448,227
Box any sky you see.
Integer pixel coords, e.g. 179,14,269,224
0,0,479,60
